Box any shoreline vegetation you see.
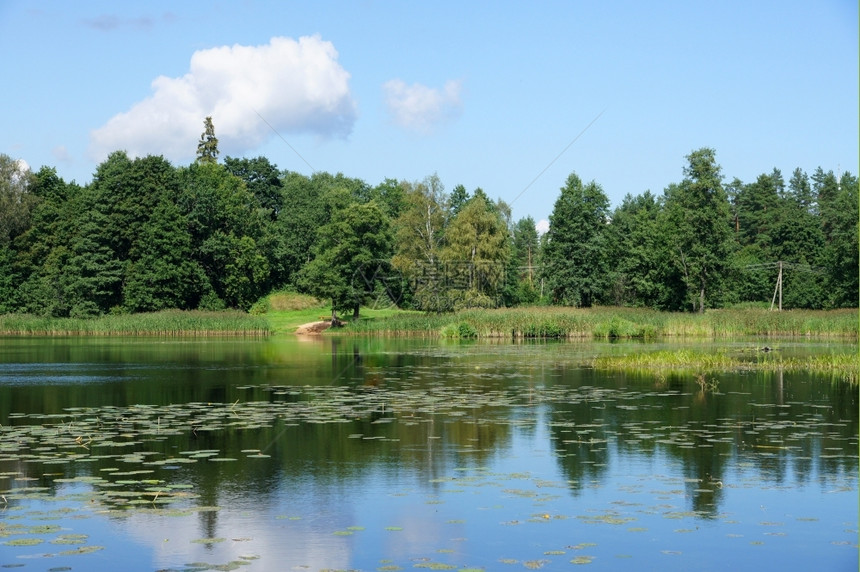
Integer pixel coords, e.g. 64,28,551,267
0,304,855,339
341,306,858,339
590,350,858,384
0,310,269,336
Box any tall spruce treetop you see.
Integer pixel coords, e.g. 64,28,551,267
196,116,219,164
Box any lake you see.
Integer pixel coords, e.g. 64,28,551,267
0,336,857,571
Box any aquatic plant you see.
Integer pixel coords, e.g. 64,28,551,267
590,349,858,382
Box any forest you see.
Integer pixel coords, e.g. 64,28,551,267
0,119,856,317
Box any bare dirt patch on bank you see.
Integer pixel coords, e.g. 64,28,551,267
294,321,332,335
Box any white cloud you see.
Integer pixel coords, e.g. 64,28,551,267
383,79,462,134
89,35,356,164
52,145,72,163
535,219,549,235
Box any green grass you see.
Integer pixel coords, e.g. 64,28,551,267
248,291,329,334
257,290,420,335
0,310,269,336
4,302,854,339
339,306,858,339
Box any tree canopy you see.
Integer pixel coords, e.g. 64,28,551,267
0,136,854,316
542,173,611,307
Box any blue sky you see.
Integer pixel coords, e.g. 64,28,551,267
1,1,857,227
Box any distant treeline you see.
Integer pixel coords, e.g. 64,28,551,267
0,137,856,316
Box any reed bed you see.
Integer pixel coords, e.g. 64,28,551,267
590,349,859,383
342,306,858,339
0,310,269,336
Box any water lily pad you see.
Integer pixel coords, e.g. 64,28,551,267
4,537,43,546
59,545,105,555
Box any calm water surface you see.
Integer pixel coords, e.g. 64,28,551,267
0,336,857,571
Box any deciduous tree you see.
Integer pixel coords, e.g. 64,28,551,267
297,199,391,319
662,148,734,312
0,154,36,246
391,174,449,310
442,192,510,308
607,191,673,308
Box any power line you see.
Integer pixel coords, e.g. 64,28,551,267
510,108,606,206
740,261,825,274
252,108,316,173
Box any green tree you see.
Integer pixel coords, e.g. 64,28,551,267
297,199,391,319
391,174,449,310
271,171,370,289
272,171,328,287
0,155,37,312
196,116,219,164
368,178,406,220
607,191,673,308
224,156,283,216
88,152,179,264
441,192,510,308
178,162,268,309
510,216,540,304
776,169,825,307
123,199,204,312
542,173,611,307
727,170,784,306
662,148,734,312
12,168,81,315
819,172,858,308
0,245,14,313
63,205,124,316
0,154,36,247
734,169,782,250
449,184,469,217
788,167,815,214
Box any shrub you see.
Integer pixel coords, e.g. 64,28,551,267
441,321,478,338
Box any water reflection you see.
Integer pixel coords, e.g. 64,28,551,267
0,336,856,571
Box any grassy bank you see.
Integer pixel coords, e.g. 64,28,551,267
0,310,269,336
253,291,330,335
254,290,423,335
341,306,858,339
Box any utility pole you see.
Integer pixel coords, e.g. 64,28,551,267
770,261,783,311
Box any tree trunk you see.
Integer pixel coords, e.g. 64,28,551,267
353,304,359,320
699,286,705,314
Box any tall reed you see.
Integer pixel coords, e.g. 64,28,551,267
342,306,858,339
590,349,858,383
0,310,269,336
